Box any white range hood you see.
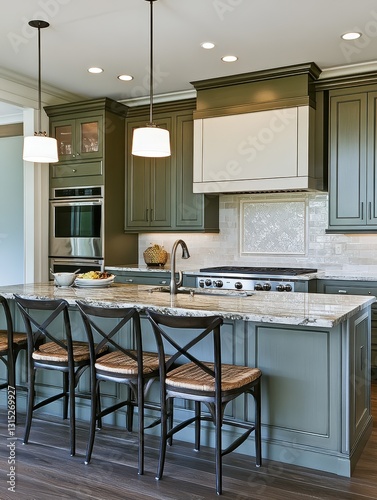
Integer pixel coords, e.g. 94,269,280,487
191,62,324,194
193,105,318,193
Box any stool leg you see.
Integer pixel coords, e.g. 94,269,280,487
156,396,170,480
215,401,222,495
23,368,35,444
254,380,262,467
138,382,144,475
69,368,76,457
63,372,69,420
194,400,201,451
85,379,99,464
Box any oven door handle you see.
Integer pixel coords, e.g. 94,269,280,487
50,199,103,206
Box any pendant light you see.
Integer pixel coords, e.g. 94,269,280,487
23,20,58,163
132,0,171,158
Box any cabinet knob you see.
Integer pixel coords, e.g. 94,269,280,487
72,169,76,173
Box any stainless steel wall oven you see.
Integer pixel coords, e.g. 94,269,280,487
49,186,104,272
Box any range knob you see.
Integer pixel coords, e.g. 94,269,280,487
214,280,223,288
254,283,263,291
234,282,243,290
276,284,285,292
199,279,205,288
205,279,212,287
285,284,292,292
262,282,271,291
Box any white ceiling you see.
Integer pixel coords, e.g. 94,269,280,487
1,0,377,105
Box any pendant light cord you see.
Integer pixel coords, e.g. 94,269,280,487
37,24,42,134
149,0,154,125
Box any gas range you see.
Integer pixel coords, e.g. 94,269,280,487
194,267,318,292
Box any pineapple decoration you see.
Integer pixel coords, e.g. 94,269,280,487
143,243,168,267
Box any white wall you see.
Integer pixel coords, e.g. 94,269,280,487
0,136,24,284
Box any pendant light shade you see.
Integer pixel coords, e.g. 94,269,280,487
23,20,58,164
131,0,171,158
132,125,171,157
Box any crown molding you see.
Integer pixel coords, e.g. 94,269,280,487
0,67,85,108
119,89,196,107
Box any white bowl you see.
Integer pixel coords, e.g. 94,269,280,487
52,272,77,287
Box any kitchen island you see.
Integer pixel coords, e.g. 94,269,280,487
0,282,374,477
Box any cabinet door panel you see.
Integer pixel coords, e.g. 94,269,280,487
151,157,171,227
367,92,377,224
176,113,203,228
127,155,150,227
329,93,367,227
75,116,103,160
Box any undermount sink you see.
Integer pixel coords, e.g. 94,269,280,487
148,286,254,297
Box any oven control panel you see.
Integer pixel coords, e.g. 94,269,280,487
196,277,301,292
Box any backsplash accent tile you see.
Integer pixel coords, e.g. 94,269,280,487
137,192,377,273
241,197,306,255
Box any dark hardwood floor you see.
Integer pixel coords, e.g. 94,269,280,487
1,385,377,500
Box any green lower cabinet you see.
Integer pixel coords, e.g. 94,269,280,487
111,270,171,286
317,279,377,377
125,99,219,233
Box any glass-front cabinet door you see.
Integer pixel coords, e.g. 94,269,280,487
51,116,103,162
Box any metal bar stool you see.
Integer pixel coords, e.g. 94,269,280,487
146,309,262,495
76,301,161,475
0,295,27,421
14,294,97,456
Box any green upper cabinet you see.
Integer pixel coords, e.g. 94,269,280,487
45,98,128,189
328,86,377,231
51,115,103,162
126,116,172,229
125,99,219,233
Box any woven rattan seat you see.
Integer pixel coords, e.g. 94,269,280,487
0,331,27,351
166,362,262,392
14,294,93,456
76,301,162,475
95,350,161,375
0,296,28,422
33,340,107,363
146,309,262,495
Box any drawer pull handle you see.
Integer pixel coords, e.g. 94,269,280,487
126,279,133,282
338,290,347,294
160,280,167,284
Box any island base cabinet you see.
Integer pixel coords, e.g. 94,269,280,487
0,303,372,478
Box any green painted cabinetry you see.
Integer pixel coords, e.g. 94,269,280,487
126,116,172,228
317,279,377,376
125,99,219,233
328,86,377,231
45,98,129,190
45,98,138,266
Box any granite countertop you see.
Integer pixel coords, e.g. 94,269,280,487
0,282,374,329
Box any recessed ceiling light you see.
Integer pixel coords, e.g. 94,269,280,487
221,55,238,63
201,42,215,49
341,32,362,40
88,67,103,74
118,74,134,81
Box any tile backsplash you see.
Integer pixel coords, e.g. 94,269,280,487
138,192,377,273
